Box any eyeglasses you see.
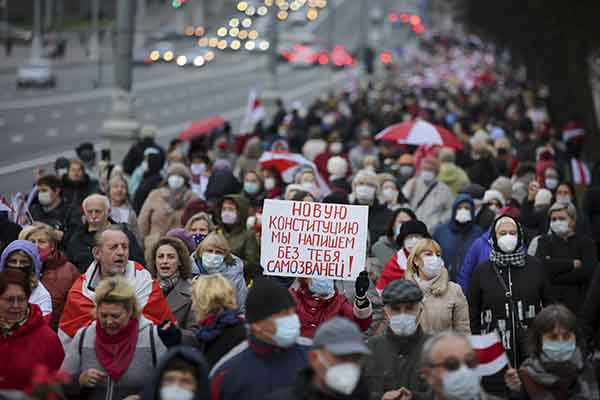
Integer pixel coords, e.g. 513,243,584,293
0,296,28,306
428,353,478,371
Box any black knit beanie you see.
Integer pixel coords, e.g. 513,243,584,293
396,220,431,247
245,278,296,323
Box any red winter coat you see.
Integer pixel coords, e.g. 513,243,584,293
0,304,64,390
41,252,80,330
290,286,372,338
376,248,409,292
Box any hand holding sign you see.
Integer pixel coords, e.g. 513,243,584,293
261,200,369,281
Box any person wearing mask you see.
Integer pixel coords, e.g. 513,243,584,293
474,189,505,232
185,274,246,370
147,237,196,329
29,175,69,237
139,163,198,263
377,220,430,293
260,166,284,199
216,195,260,281
61,277,171,400
184,212,215,249
505,305,599,400
108,174,141,244
191,232,247,313
0,269,64,391
535,202,596,314
396,153,416,187
132,151,165,214
365,280,433,400
553,182,591,235
371,208,417,268
59,226,175,344
433,194,483,282
241,170,266,215
211,278,309,400
143,346,211,400
405,239,470,335
0,240,53,320
188,153,212,200
327,156,352,195
421,331,504,400
351,170,394,242
468,215,553,395
64,194,144,272
437,147,470,195
314,131,349,181
543,167,560,192
21,223,80,330
290,272,373,338
402,157,454,230
295,168,323,201
268,317,372,400
378,173,408,211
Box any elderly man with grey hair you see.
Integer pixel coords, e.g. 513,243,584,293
534,201,596,314
64,193,145,272
420,331,503,400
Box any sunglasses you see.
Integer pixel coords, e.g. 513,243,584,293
429,353,478,371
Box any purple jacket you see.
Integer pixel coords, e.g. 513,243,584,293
458,229,491,295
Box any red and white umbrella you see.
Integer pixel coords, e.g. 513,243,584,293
375,120,463,150
258,151,331,197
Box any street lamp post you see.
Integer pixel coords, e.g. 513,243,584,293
135,0,146,48
89,0,100,60
262,4,280,122
102,0,140,164
29,0,43,61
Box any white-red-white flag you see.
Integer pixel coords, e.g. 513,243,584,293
239,88,265,136
468,332,509,377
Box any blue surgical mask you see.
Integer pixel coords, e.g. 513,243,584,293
192,233,206,245
310,278,335,297
272,314,301,348
244,181,260,195
389,313,418,336
442,365,481,400
202,252,224,271
543,339,576,362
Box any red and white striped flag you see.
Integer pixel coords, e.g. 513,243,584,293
468,332,509,376
239,88,265,136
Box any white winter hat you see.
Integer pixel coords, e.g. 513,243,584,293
483,189,505,206
352,170,379,190
327,156,348,178
534,189,553,207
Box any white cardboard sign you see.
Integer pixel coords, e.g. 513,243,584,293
260,199,369,281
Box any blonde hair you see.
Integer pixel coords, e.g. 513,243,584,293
191,273,237,321
197,232,233,264
94,276,141,319
147,236,193,279
407,239,442,276
20,222,60,247
184,212,215,233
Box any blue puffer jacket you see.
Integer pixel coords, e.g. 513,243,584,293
457,228,492,295
433,194,483,283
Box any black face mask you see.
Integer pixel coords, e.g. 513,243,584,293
5,265,33,277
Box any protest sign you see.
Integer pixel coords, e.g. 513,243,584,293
260,199,369,281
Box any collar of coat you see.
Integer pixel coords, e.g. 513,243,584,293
406,267,449,297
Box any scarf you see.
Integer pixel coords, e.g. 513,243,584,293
196,310,243,343
158,273,180,294
488,237,526,268
95,318,139,380
0,307,29,337
168,188,187,211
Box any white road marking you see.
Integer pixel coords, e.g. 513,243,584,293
46,128,59,137
10,134,24,143
51,110,61,119
24,113,35,123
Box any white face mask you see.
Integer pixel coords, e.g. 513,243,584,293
202,252,224,270
221,210,237,225
381,188,398,204
421,255,444,278
545,178,558,190
442,365,481,400
324,361,361,395
160,385,194,400
420,170,436,183
355,185,376,203
497,234,518,253
404,236,421,252
272,314,301,348
190,162,206,175
168,175,185,190
389,313,418,336
38,191,53,206
330,142,343,154
550,220,570,236
455,208,472,224
264,177,276,191
556,194,571,205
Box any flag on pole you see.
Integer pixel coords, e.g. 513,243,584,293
468,332,509,376
239,88,265,136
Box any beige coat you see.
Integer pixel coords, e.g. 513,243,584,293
166,279,196,329
138,187,197,260
407,268,471,335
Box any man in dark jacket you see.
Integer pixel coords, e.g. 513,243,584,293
365,280,432,400
268,317,372,400
433,194,483,282
64,194,144,271
122,128,165,176
211,278,309,400
0,211,21,255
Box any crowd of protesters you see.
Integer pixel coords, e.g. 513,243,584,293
1,31,600,400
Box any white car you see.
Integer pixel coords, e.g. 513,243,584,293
16,60,56,88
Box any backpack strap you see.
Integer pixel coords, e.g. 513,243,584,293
78,325,89,357
415,182,438,210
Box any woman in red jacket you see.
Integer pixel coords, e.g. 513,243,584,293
0,269,64,390
289,272,373,338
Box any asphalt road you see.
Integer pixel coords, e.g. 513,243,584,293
0,0,366,196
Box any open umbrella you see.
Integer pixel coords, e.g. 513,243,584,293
375,120,463,150
258,151,331,197
179,115,225,141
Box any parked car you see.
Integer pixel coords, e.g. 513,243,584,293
16,60,56,89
